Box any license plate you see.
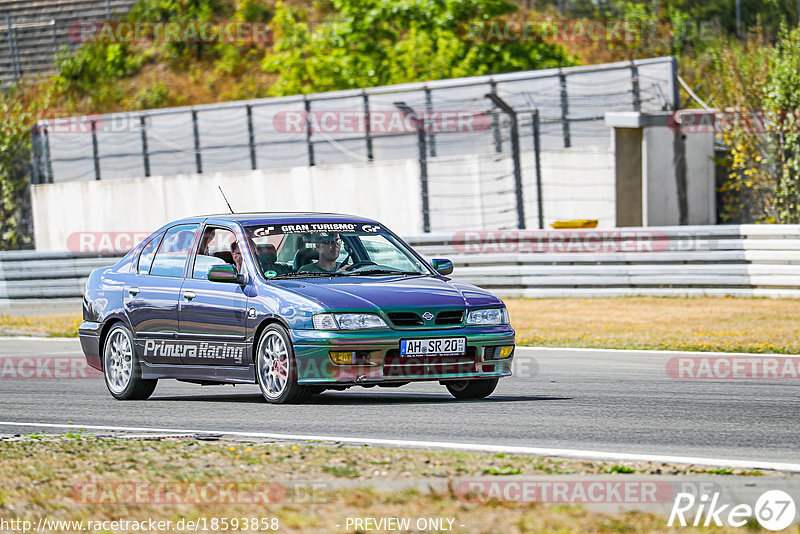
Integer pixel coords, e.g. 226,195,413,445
400,337,466,357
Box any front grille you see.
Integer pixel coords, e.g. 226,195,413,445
388,312,424,327
383,347,477,378
435,310,464,325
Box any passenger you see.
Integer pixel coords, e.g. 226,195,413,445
230,241,243,272
298,234,343,273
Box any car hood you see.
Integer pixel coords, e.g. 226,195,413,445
269,275,503,312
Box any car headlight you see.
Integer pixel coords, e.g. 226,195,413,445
466,307,509,325
312,313,388,330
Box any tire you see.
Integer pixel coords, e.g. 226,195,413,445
445,378,499,400
255,324,312,404
103,323,157,400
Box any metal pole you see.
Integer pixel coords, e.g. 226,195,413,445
523,92,544,229
304,97,315,167
487,93,526,230
6,15,20,81
246,105,257,170
362,92,374,162
43,125,53,183
424,86,436,157
91,120,101,181
105,0,112,19
140,114,150,177
558,71,571,148
631,63,641,112
532,110,544,229
51,20,57,56
394,102,430,233
489,80,502,153
191,109,202,174
736,0,741,38
30,127,41,185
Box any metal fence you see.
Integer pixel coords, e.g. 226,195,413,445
1,0,137,85
32,58,678,214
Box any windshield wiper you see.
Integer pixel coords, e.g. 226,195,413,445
345,269,424,276
270,271,348,279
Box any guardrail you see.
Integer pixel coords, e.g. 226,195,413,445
1,225,799,305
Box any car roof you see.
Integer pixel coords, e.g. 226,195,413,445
176,212,381,227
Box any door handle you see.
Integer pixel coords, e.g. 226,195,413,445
128,287,140,296
183,291,196,301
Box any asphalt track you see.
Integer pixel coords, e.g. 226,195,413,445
0,337,797,467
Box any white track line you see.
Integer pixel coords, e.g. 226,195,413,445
516,347,800,358
1,421,798,473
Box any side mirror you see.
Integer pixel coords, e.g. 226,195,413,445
208,264,245,285
431,258,454,276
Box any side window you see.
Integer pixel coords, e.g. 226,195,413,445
137,232,163,275
193,227,237,280
149,224,199,278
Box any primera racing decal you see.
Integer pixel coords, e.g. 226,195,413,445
143,340,244,365
251,223,381,237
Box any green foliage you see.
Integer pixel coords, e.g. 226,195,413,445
764,25,800,223
53,42,143,100
0,97,34,250
711,35,777,222
262,0,575,95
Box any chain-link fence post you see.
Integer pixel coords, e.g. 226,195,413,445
395,102,430,233
303,96,315,166
191,109,203,174
558,70,571,148
246,105,257,170
487,94,525,230
139,114,151,177
91,120,101,180
362,92,374,162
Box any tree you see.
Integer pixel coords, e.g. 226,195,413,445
262,0,575,95
0,98,34,249
764,25,800,223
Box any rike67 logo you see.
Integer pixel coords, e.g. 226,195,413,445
669,490,796,531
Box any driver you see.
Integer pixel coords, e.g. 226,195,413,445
298,233,343,273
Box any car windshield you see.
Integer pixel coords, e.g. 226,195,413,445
244,222,431,279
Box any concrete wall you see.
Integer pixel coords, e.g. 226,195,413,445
643,126,715,227
31,159,423,251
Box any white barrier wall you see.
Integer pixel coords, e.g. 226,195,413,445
31,159,423,251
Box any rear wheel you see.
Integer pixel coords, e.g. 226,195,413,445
445,378,498,399
256,324,312,404
103,324,157,400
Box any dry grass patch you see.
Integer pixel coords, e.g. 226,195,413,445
0,437,782,533
508,297,800,354
0,314,81,337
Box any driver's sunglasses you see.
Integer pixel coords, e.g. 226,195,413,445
320,238,343,247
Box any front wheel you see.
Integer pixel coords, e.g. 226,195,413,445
103,324,157,400
445,378,498,399
256,324,312,404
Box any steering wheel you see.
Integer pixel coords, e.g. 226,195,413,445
343,260,377,272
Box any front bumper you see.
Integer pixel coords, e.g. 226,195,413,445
290,325,515,385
